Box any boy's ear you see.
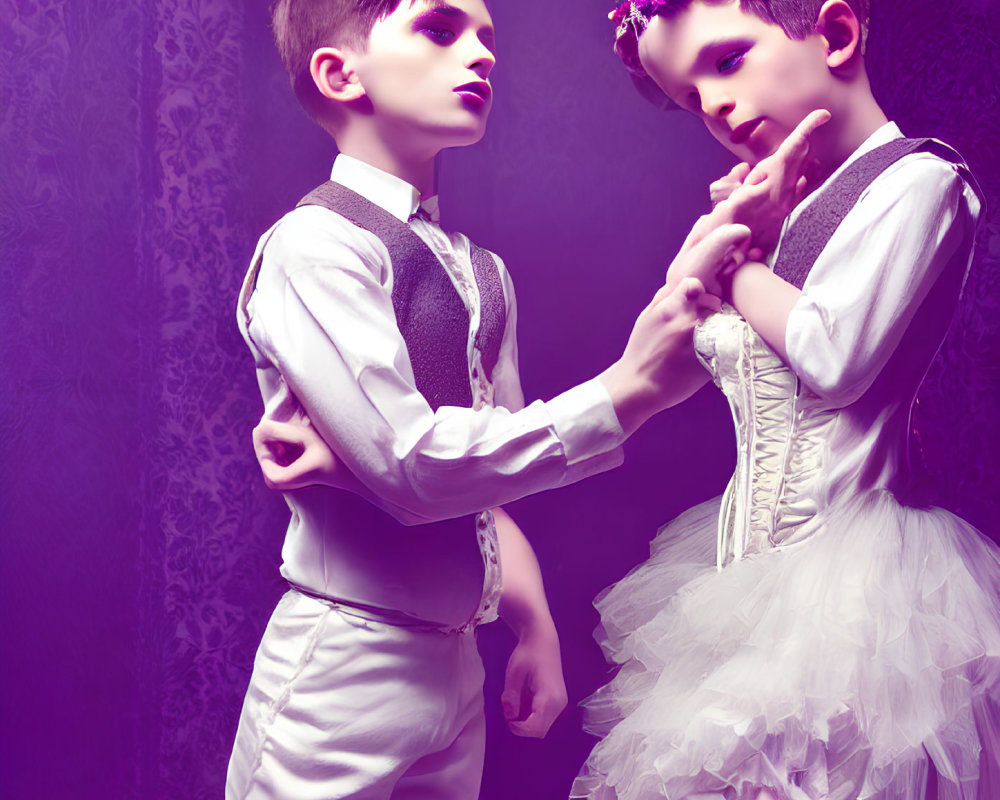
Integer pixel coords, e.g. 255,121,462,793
816,0,862,70
310,47,365,103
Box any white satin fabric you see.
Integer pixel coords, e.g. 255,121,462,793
227,591,486,800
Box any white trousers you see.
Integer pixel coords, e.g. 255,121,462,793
226,590,486,800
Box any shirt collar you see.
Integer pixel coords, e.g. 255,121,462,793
329,154,441,224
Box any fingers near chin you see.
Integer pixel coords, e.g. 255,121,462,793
808,108,832,126
782,110,827,157
794,109,831,143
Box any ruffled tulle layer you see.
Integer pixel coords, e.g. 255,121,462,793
571,492,1000,800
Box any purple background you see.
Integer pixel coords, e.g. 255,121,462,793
1,0,997,798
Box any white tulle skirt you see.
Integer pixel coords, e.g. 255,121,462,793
571,491,1000,800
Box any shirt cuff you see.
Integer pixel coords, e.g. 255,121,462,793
545,378,626,466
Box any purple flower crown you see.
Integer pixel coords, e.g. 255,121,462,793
608,0,670,75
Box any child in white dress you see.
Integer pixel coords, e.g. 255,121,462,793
570,1,998,798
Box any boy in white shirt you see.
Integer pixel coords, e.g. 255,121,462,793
227,1,779,797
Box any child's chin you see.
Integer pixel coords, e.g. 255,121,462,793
744,140,781,168
445,125,488,148
718,139,763,166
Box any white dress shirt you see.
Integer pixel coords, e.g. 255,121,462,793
783,122,982,409
237,155,624,627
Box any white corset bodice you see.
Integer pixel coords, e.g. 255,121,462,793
695,308,916,566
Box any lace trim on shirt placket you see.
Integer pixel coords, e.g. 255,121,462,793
467,337,502,628
424,223,502,631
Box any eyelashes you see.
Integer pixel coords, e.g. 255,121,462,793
416,25,496,54
417,25,457,44
410,10,496,53
412,10,459,45
717,46,749,73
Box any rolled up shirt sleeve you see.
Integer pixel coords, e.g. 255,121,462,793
245,206,625,523
784,155,979,408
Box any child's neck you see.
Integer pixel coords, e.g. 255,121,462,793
814,93,890,185
336,129,437,198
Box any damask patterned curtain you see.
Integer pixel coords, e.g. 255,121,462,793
1,0,997,798
2,1,301,796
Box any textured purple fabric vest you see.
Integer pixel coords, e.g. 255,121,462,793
772,138,946,288
298,181,506,411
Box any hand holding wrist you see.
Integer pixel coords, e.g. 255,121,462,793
716,109,831,254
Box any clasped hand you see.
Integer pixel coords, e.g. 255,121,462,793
666,109,831,296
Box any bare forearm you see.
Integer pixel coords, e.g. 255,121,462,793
493,506,567,737
598,354,709,438
493,507,555,638
726,263,801,363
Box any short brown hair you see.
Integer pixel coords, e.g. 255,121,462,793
271,0,405,113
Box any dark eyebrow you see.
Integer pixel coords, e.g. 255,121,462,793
416,2,466,19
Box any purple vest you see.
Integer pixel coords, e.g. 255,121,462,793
772,137,951,288
297,181,506,411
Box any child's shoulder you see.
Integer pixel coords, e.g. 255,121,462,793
260,203,391,283
271,202,383,251
874,136,977,196
859,138,981,220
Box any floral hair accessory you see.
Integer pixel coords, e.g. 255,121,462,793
608,0,669,75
